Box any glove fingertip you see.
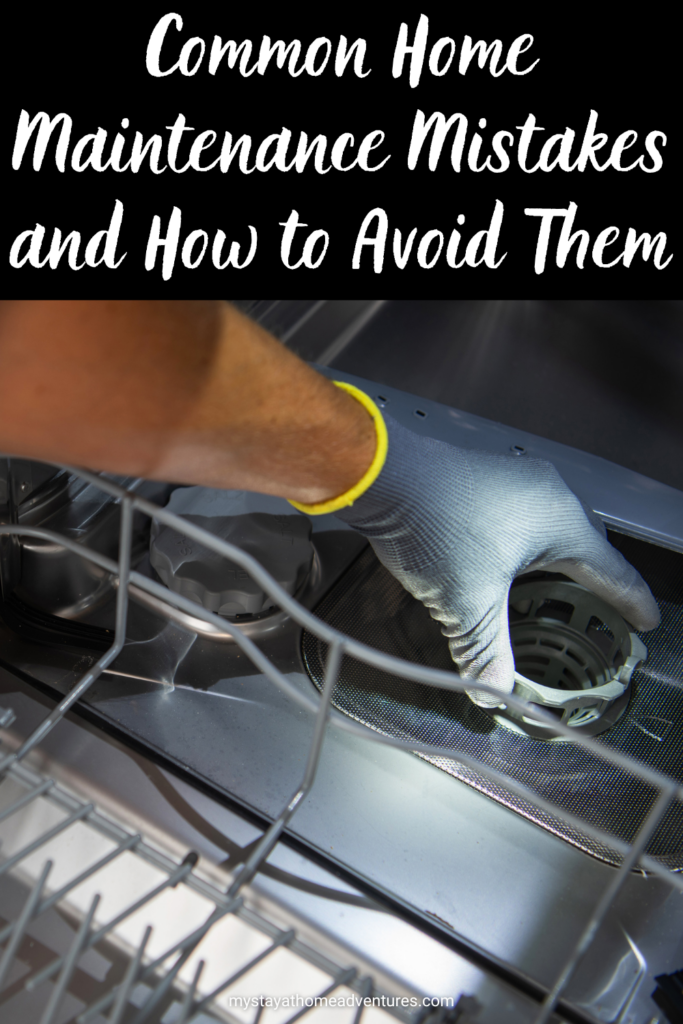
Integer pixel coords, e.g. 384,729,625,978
460,653,516,709
465,686,509,709
630,588,661,631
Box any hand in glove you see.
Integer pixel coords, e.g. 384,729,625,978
294,385,660,707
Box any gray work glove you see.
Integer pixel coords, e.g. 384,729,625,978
335,414,660,706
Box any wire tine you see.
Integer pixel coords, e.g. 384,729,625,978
187,928,296,1020
39,892,100,1024
36,833,141,918
129,943,195,1024
132,895,244,1022
87,897,241,1024
252,1000,265,1024
281,967,357,1024
0,778,54,824
141,899,240,980
129,909,223,1024
0,859,52,992
228,640,343,898
300,638,343,794
0,803,93,880
352,976,373,1024
0,499,132,776
175,958,204,1024
0,650,119,775
105,924,152,1024
114,497,133,646
28,858,194,994
534,783,675,1024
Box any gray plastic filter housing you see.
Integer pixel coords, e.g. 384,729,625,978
150,488,314,618
492,577,648,739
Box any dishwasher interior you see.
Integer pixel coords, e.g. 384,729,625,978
1,300,682,1024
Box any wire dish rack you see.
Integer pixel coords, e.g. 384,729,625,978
0,736,429,1024
0,464,682,1024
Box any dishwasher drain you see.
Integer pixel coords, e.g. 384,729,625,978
301,539,680,868
493,578,648,739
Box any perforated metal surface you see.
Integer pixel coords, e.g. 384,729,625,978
301,533,683,870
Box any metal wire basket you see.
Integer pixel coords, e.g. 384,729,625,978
0,464,681,1024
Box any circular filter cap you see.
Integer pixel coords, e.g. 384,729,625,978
150,488,314,618
491,578,648,738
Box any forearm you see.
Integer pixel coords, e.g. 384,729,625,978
0,300,376,504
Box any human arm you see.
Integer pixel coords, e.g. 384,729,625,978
0,300,375,505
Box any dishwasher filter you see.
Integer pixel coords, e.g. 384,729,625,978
497,577,646,738
302,531,683,870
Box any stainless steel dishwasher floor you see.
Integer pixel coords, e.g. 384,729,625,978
0,670,545,1024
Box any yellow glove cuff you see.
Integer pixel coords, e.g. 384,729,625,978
288,381,388,516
